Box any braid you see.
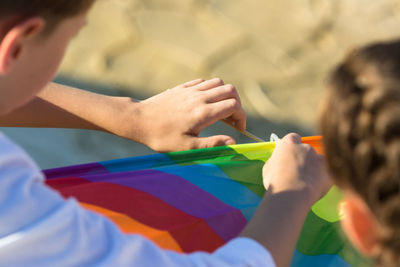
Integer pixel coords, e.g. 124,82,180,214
320,40,400,266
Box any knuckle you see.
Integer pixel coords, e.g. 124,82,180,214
196,78,205,84
303,143,312,150
285,133,301,143
224,84,236,94
287,132,299,138
193,107,208,120
212,78,224,85
223,100,240,113
229,99,240,109
188,142,199,150
203,141,213,149
302,143,314,153
151,140,167,152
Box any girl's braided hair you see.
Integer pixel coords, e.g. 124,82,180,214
320,40,400,266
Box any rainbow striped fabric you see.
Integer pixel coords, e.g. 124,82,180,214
44,136,370,267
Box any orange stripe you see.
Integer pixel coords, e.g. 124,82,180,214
79,202,183,252
302,136,324,154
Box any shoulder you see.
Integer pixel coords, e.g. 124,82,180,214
0,132,43,181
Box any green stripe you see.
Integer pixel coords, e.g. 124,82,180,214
167,145,371,266
311,186,342,222
298,210,371,266
166,145,266,197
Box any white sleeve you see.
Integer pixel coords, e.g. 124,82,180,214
0,134,275,267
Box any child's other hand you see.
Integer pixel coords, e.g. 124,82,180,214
263,133,332,205
132,78,246,152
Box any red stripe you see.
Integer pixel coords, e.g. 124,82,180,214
46,177,88,189
47,177,225,252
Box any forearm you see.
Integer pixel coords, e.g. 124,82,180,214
0,82,139,136
0,78,248,152
240,190,313,267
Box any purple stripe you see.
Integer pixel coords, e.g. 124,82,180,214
44,163,109,179
83,169,247,241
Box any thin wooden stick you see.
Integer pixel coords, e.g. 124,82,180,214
221,120,265,143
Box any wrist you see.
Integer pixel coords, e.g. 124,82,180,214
113,96,146,143
265,186,315,210
241,187,314,267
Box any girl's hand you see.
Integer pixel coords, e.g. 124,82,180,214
263,133,332,205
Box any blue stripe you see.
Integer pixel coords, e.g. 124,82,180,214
99,154,175,173
156,164,262,220
291,250,351,267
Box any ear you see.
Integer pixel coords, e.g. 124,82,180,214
341,194,381,256
0,17,45,75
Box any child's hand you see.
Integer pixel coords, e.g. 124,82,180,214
241,133,331,267
263,133,332,205
130,78,246,152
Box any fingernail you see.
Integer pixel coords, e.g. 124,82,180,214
225,139,235,145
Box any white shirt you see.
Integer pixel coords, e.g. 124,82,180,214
0,133,275,267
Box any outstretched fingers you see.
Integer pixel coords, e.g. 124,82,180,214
199,81,246,131
182,78,205,88
208,98,246,131
185,78,246,131
203,84,242,104
193,78,225,91
195,98,246,130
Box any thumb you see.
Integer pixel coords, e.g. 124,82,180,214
189,135,236,149
280,133,302,145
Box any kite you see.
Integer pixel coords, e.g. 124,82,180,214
44,136,371,267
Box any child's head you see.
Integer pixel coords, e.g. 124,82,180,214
320,40,400,266
0,0,95,115
0,1,95,33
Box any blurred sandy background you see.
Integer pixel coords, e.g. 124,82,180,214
3,0,400,169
